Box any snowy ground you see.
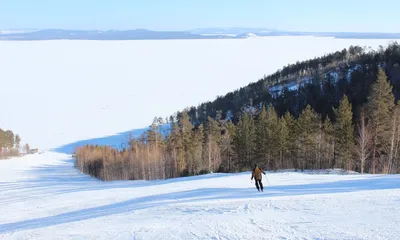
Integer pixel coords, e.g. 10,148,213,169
1,152,399,240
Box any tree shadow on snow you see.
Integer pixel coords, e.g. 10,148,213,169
0,175,399,234
0,155,246,205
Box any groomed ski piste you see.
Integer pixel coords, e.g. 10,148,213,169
0,152,399,240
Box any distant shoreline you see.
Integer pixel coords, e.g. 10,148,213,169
1,29,400,41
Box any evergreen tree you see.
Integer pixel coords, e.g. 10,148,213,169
277,116,289,169
190,124,204,174
322,73,337,120
366,67,395,173
146,117,164,179
5,130,14,150
15,134,21,152
166,118,183,177
335,95,355,170
233,112,256,170
323,117,334,169
296,105,319,171
178,111,194,175
283,111,297,169
220,120,236,172
255,105,269,166
266,105,279,170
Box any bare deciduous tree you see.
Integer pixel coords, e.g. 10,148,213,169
356,110,372,174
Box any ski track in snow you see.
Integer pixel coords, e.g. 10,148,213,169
0,152,399,239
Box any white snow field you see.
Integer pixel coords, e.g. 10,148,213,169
0,36,399,151
1,152,399,240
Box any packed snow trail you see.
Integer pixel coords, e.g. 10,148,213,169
0,152,399,239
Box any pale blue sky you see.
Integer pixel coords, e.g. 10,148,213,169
1,0,399,32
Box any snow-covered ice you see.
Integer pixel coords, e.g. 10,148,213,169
0,152,399,239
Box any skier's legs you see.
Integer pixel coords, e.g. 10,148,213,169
255,179,260,191
259,180,264,191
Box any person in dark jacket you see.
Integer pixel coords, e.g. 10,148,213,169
251,164,266,191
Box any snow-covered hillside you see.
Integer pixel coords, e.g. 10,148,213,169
0,152,399,239
0,36,398,151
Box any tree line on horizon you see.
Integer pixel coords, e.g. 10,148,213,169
0,128,26,159
75,42,400,181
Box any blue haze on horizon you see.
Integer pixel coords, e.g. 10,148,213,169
1,0,399,33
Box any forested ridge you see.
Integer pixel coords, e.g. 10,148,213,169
75,42,400,181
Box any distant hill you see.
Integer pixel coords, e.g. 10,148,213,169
1,28,400,40
188,27,279,36
0,29,232,41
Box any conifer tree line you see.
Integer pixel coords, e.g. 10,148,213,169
75,43,400,181
0,128,22,159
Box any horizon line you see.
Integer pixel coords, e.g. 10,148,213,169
1,27,400,34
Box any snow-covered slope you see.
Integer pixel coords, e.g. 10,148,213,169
0,152,399,239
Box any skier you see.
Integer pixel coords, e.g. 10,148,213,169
251,164,266,192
